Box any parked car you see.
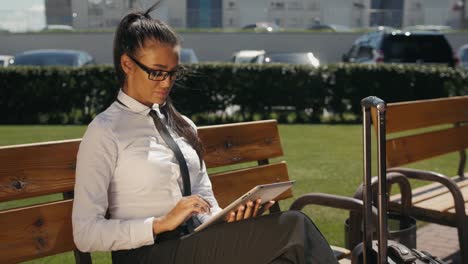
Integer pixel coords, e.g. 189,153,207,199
180,48,199,63
403,25,452,32
43,24,74,31
342,30,457,67
365,25,396,32
231,50,266,63
457,44,468,69
0,55,13,67
10,49,95,67
242,22,281,32
308,24,352,32
254,52,320,67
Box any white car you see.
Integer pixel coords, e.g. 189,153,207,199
232,50,265,63
0,55,13,67
242,22,281,32
180,48,199,63
255,52,320,67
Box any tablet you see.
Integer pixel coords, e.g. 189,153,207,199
194,180,295,232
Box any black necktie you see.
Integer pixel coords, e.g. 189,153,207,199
148,110,192,196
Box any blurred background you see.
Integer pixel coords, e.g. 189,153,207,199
1,0,468,65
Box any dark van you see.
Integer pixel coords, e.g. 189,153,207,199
342,31,457,67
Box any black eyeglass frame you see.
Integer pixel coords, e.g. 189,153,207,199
128,55,186,81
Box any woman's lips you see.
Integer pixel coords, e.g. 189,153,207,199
154,90,169,97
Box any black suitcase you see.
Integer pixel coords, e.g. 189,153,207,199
351,96,446,264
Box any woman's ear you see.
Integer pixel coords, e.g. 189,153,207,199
121,54,134,75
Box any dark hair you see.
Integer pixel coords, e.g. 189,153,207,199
113,1,204,165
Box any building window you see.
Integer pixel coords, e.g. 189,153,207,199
104,0,116,8
274,18,283,26
289,17,302,27
270,1,285,10
88,7,103,16
288,1,303,10
411,1,422,11
307,1,320,11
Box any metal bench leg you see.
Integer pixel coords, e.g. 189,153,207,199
457,217,468,264
73,249,92,264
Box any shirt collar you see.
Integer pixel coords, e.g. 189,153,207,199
117,89,166,118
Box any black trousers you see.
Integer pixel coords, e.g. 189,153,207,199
111,211,338,264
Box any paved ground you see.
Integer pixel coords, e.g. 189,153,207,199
417,223,461,264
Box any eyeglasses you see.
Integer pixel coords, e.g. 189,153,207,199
128,55,186,81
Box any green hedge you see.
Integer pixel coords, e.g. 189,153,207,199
0,64,466,124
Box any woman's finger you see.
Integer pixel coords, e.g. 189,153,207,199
235,205,245,221
258,201,275,216
252,198,262,217
243,201,254,219
197,194,212,207
190,196,211,214
226,211,236,223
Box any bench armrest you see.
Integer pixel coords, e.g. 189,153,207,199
353,172,413,218
289,193,378,228
289,193,378,259
387,167,466,219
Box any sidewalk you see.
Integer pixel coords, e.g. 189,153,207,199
416,223,461,264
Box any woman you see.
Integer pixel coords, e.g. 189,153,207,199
72,3,337,264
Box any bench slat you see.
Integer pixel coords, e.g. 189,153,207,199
389,201,458,226
386,125,468,167
199,120,283,168
0,140,80,202
448,201,468,214
0,200,75,263
412,184,468,213
210,162,292,208
390,177,468,205
383,96,468,134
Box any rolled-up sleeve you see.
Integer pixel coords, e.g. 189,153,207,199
72,118,155,252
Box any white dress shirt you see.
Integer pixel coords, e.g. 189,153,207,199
72,90,221,252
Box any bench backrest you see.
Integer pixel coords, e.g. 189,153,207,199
371,96,468,175
0,119,291,263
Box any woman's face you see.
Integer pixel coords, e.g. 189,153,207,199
122,40,180,106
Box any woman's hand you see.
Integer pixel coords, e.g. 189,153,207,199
153,195,211,235
225,199,275,223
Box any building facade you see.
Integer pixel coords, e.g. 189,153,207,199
44,0,467,29
220,0,370,28
63,0,170,29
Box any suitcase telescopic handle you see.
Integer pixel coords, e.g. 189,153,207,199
361,96,387,264
361,96,386,111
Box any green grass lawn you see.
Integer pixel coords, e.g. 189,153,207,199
0,124,458,263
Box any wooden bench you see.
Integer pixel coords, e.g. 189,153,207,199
370,95,468,262
0,119,353,263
